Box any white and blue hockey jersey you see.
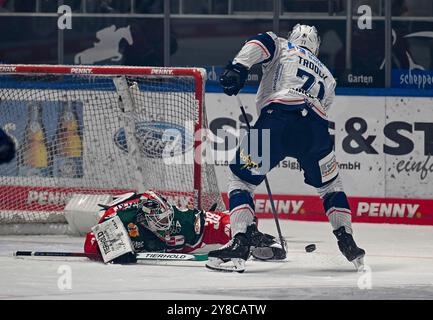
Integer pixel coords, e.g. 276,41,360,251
233,31,336,120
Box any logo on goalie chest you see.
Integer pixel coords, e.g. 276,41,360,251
127,223,140,237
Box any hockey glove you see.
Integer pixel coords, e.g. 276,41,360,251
219,62,248,96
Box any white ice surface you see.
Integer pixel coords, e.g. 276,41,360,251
1,220,432,300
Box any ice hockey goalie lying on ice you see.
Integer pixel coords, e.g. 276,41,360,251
84,190,285,264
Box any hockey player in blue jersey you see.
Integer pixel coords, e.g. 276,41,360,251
206,24,365,272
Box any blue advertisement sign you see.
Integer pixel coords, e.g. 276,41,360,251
392,69,433,90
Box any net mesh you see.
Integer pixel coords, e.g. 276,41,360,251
0,68,224,229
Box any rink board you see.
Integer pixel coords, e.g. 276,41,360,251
208,94,433,225
221,193,433,226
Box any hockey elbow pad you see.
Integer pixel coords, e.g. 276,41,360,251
219,62,248,96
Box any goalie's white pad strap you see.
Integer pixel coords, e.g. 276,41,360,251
91,216,134,263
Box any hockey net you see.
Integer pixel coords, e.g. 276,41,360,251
0,65,225,234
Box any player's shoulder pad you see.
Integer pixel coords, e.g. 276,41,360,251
245,31,277,63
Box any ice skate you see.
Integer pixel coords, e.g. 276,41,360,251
333,226,365,271
205,229,251,273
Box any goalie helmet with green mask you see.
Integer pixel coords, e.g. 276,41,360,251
288,24,321,56
138,191,174,234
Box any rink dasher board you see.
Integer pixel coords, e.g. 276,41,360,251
206,94,433,199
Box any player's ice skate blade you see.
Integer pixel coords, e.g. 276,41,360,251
205,257,246,273
205,231,250,272
251,243,286,261
333,226,365,271
352,255,365,272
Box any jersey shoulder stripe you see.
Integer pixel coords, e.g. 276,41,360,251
245,31,277,64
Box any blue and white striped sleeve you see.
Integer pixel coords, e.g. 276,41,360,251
233,32,278,69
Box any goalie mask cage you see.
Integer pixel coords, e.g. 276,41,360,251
0,65,225,234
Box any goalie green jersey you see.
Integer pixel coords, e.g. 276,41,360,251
100,201,206,253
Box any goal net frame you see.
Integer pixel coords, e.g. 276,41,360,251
0,64,223,234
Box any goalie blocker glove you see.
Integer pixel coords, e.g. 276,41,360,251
219,61,248,96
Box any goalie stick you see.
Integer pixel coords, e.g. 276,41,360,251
14,251,208,262
137,252,208,261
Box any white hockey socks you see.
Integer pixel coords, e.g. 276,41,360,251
318,177,354,234
230,204,255,236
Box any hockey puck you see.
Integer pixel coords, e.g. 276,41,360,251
305,244,316,253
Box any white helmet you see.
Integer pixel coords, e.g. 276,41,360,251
288,24,321,56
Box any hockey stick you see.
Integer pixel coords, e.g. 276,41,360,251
137,252,208,261
14,251,208,262
14,251,100,259
235,95,286,254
